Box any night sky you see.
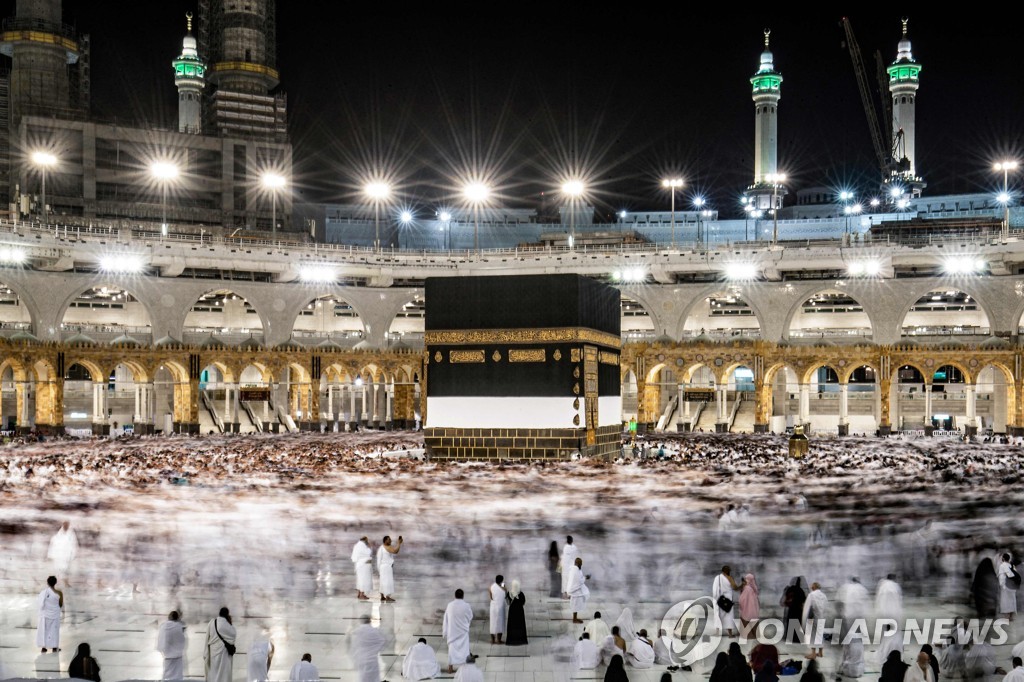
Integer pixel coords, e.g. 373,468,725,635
6,4,1023,217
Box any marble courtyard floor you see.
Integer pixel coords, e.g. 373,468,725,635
1,432,1024,682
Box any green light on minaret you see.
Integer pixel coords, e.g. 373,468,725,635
173,12,205,86
887,64,921,82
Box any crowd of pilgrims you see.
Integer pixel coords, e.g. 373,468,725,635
2,430,1024,493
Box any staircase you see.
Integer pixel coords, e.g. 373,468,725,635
199,393,223,434
693,401,719,432
656,396,678,432
240,401,263,433
731,399,756,433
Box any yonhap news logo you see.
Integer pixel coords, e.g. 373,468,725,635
661,597,1011,666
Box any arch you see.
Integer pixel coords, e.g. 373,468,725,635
621,295,656,341
839,362,880,385
930,363,971,385
183,289,268,344
292,294,366,344
387,292,425,344
58,284,154,344
975,363,1015,434
900,289,991,339
0,279,35,335
239,365,270,385
681,363,717,385
801,363,844,386
787,289,873,341
200,361,236,385
678,288,762,339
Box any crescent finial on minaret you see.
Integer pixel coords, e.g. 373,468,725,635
186,12,193,33
764,29,771,47
901,17,908,36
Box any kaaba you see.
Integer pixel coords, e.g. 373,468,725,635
422,274,621,460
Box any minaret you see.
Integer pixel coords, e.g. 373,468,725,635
886,18,924,195
751,29,782,185
746,30,785,212
173,13,205,135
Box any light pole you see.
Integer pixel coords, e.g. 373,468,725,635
995,161,1018,239
561,180,585,249
462,183,490,254
439,211,452,250
150,161,180,238
364,182,391,253
31,151,58,227
694,197,706,245
765,172,786,244
261,172,286,238
399,210,412,250
839,191,854,234
661,178,683,247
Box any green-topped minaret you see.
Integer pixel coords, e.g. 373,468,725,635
747,29,785,213
173,12,205,135
887,18,924,196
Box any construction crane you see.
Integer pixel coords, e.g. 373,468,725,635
841,17,899,183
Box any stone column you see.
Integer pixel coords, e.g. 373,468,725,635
838,383,849,436
715,386,728,433
134,384,141,426
231,385,241,432
799,383,810,429
878,377,892,435
364,382,372,425
327,385,335,426
384,383,393,430
16,381,30,432
92,382,108,435
370,382,380,429
889,379,900,433
349,382,359,431
923,384,934,435
965,384,978,436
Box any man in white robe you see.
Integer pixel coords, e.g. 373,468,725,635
488,575,506,644
803,582,829,658
653,629,672,665
247,635,274,682
349,616,388,682
289,653,319,682
157,611,187,680
601,627,626,665
377,535,402,602
836,577,870,639
839,638,865,678
627,630,656,669
36,576,63,653
442,589,473,673
876,574,904,624
453,655,482,682
875,622,903,669
351,537,373,600
402,639,440,680
567,558,590,624
584,612,610,643
998,554,1018,619
1003,657,1024,682
906,651,936,682
560,536,580,598
203,607,236,682
573,633,602,670
712,566,738,637
47,522,79,585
